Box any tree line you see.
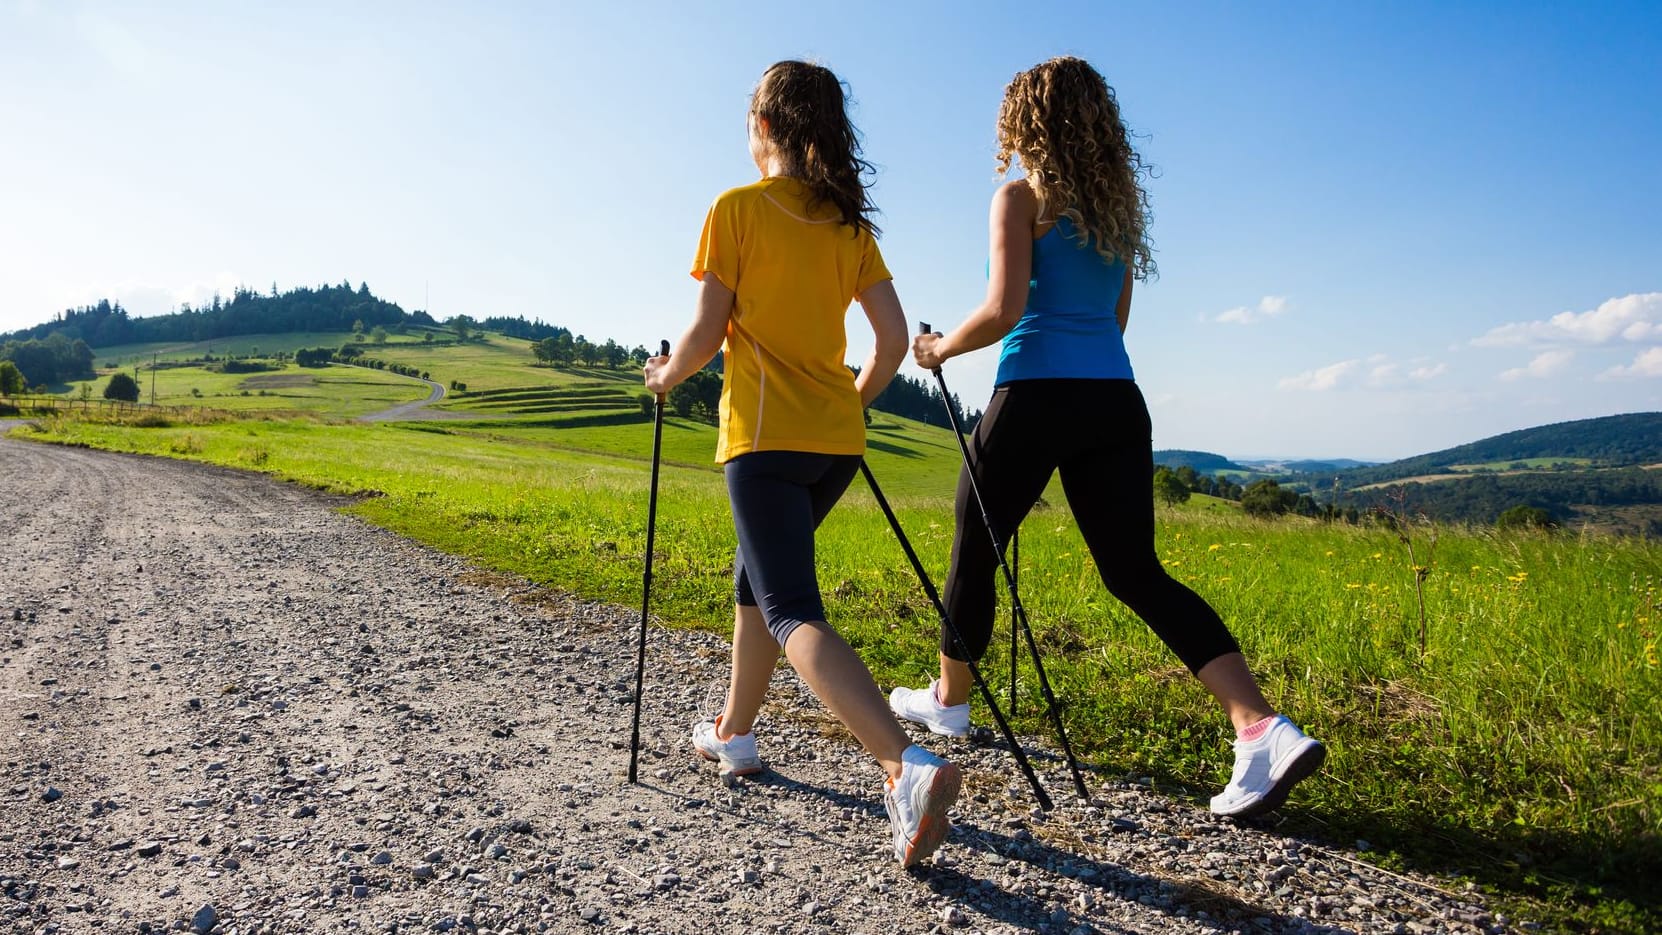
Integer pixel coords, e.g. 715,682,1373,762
0,283,414,350
0,332,96,388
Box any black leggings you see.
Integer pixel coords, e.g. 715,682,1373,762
940,379,1240,674
726,450,862,647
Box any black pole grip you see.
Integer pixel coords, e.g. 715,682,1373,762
659,340,670,356
919,321,931,335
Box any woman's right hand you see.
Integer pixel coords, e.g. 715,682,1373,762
643,354,674,396
912,330,946,371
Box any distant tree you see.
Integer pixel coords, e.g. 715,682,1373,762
1496,504,1558,532
0,360,24,395
1174,465,1200,491
450,316,473,342
352,319,366,336
1241,479,1297,517
630,345,649,367
1153,466,1191,507
370,325,389,344
669,370,722,423
423,331,434,343
573,335,597,367
103,372,140,402
603,339,629,369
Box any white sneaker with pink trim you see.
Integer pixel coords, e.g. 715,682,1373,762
1210,715,1325,818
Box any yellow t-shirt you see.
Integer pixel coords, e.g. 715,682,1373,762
690,177,892,463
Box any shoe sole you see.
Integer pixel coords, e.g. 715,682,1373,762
890,696,971,739
695,748,763,776
900,762,962,868
1221,739,1326,819
900,716,969,739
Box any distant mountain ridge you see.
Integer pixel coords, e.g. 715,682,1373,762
1305,412,1662,488
1151,449,1247,473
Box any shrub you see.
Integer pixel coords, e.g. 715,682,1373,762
103,372,140,402
1497,504,1559,531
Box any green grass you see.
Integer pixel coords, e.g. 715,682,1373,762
10,411,1658,930
92,330,437,366
54,362,430,417
358,333,595,393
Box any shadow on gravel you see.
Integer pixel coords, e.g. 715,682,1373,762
941,824,1341,934
1268,807,1662,931
659,767,1335,934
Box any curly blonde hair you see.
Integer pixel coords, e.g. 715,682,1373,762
996,57,1155,280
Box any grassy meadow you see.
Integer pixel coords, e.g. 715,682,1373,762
6,330,1659,930
53,362,432,418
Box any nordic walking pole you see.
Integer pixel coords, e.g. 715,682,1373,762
628,339,671,784
920,322,1090,801
1010,530,1019,716
860,460,1053,811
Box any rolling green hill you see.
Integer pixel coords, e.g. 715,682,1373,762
1303,413,1662,533
1151,448,1247,473
1312,412,1662,487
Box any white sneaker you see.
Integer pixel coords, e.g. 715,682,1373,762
1210,715,1325,818
691,716,763,776
884,745,961,868
889,681,971,738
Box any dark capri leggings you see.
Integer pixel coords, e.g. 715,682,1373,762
940,378,1241,674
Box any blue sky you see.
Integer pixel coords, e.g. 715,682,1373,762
2,1,1658,460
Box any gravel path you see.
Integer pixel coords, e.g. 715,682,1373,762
355,375,458,423
0,437,1518,935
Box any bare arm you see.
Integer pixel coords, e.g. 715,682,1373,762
913,180,1038,369
1116,266,1133,334
644,275,734,395
852,279,907,408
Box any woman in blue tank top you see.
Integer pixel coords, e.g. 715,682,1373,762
889,57,1325,818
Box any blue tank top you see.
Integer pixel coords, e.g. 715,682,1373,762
996,217,1135,385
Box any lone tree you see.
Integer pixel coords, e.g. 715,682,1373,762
1241,478,1297,518
104,372,141,402
0,360,25,396
1153,466,1191,507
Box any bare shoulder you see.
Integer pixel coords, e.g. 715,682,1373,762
995,177,1038,206
991,178,1040,222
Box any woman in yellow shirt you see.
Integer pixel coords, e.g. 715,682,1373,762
643,60,960,868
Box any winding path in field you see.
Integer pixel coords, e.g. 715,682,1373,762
0,433,1504,934
356,373,455,422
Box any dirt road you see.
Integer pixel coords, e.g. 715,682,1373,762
0,437,1502,934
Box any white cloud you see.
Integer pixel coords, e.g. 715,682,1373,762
1280,353,1448,391
1215,295,1288,325
1473,292,1662,348
1279,358,1359,391
1499,349,1575,381
1599,347,1662,380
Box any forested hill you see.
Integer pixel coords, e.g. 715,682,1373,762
1152,449,1247,473
1305,412,1662,488
0,282,417,348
